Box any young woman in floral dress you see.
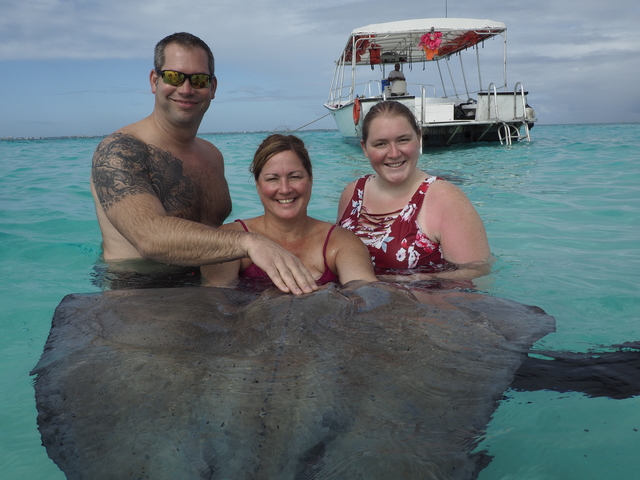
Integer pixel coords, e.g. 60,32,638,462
337,101,491,281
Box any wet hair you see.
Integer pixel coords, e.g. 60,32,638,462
154,32,215,76
251,134,313,181
361,101,421,144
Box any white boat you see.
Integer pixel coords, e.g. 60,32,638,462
324,18,537,147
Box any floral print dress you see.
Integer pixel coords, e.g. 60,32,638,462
338,174,444,271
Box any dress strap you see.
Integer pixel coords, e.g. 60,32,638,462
323,224,337,267
356,175,371,190
404,175,439,212
235,219,250,232
338,175,371,226
321,224,338,281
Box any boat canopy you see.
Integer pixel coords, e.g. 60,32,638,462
339,18,506,66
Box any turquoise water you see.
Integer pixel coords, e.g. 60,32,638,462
1,124,639,478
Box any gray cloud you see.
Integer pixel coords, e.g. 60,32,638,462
1,0,638,136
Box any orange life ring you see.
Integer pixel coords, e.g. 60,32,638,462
353,97,361,125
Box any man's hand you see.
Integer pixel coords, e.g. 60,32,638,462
246,236,318,295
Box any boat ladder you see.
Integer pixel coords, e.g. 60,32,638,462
498,121,531,145
486,81,532,145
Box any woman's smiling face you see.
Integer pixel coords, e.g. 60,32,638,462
361,113,421,184
256,150,312,220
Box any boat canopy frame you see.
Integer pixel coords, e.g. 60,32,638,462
326,18,508,108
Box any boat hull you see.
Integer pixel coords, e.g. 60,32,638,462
326,97,416,144
326,97,534,147
421,121,531,147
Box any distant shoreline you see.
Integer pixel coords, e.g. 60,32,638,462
0,129,340,141
3,123,639,141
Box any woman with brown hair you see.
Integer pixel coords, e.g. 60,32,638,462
202,134,377,289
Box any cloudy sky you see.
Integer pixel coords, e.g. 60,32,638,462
1,0,638,138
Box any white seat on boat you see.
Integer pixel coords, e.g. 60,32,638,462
390,80,407,96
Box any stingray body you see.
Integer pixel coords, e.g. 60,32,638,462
32,283,554,479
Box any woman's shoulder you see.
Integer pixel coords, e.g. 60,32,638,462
325,224,378,283
329,223,365,245
301,219,345,245
337,177,368,221
341,178,358,191
341,175,370,193
325,224,366,261
425,177,467,200
421,176,476,223
339,175,372,202
219,219,253,231
311,219,337,235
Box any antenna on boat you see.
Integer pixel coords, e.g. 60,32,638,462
445,0,448,17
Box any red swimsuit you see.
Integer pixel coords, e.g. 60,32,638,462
338,175,445,272
236,220,339,285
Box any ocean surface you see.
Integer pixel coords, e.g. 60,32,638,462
1,124,639,479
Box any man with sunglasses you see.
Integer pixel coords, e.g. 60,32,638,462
91,32,317,295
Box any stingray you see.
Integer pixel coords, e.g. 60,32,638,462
32,282,558,479
514,342,640,399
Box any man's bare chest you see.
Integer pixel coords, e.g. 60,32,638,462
147,155,231,227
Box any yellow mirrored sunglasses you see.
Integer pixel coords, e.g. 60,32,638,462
156,69,213,89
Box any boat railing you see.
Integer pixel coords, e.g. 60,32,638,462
365,80,382,98
476,82,530,123
513,82,528,120
496,82,532,144
417,84,438,99
328,81,442,107
486,82,500,120
326,80,382,106
419,86,426,125
419,85,441,124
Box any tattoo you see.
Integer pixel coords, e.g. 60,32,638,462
92,133,195,214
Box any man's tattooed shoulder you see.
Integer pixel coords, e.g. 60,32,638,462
92,133,195,215
92,133,155,210
93,133,149,170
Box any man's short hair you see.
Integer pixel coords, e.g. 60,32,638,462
154,32,215,76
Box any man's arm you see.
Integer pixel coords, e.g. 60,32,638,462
91,134,317,294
